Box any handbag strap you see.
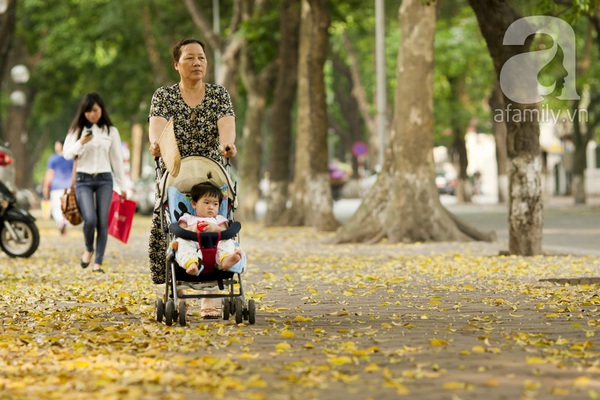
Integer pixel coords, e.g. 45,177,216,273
70,157,78,188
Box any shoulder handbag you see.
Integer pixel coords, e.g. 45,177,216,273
61,158,83,226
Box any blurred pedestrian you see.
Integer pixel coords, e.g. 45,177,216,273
42,139,74,235
63,93,128,274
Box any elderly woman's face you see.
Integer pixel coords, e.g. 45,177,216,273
175,43,208,81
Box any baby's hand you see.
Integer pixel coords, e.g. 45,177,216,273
202,223,220,232
196,221,208,232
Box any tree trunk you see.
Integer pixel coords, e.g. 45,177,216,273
237,89,267,221
330,54,362,163
448,76,471,203
571,117,588,204
0,0,16,139
489,81,508,203
469,0,543,256
452,130,471,203
265,0,300,227
6,104,27,186
283,0,338,231
237,1,278,222
341,32,378,165
307,0,337,230
337,0,495,244
283,0,312,226
569,22,594,205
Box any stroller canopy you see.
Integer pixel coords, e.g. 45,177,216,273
159,156,237,205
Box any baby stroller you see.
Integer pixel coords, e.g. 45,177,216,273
152,155,256,326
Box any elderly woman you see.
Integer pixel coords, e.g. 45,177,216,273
148,38,238,318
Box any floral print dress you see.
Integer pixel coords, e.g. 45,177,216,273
148,83,235,284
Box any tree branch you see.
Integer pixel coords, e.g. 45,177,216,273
142,3,170,86
182,0,223,51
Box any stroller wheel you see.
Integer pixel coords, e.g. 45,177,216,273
222,298,230,320
234,297,243,324
155,298,165,323
165,299,176,326
248,299,256,325
178,301,187,326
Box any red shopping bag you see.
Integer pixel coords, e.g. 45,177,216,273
108,191,136,244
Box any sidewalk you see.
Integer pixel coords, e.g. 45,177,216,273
3,207,599,399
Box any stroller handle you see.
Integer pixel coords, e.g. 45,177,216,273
169,221,241,241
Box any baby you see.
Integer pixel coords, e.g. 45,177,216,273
174,182,244,275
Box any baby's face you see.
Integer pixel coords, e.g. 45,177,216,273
193,195,220,218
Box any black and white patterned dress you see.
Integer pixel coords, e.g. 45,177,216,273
148,83,235,284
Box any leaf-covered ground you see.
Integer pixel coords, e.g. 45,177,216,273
1,214,599,399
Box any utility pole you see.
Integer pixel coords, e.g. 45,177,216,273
375,0,387,169
213,0,221,84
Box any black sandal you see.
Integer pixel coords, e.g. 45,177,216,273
80,251,94,269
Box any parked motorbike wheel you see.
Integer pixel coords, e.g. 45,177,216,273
0,218,40,257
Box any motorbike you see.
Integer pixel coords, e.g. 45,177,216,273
0,180,39,257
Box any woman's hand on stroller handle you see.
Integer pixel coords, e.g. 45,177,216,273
149,142,161,157
220,143,236,158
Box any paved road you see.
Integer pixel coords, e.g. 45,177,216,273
257,195,600,255
443,196,600,256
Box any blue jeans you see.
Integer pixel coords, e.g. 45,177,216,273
75,172,113,266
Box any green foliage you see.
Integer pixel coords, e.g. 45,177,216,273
10,0,203,182
7,0,600,190
327,0,401,142
532,0,600,143
239,5,280,71
434,1,495,143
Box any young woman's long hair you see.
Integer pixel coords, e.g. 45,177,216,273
68,92,114,139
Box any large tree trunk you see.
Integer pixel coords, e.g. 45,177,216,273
237,89,269,221
469,0,543,256
4,31,40,190
265,0,300,227
337,0,494,244
283,0,338,231
237,1,277,222
307,0,337,230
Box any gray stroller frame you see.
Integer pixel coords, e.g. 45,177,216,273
152,156,255,326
